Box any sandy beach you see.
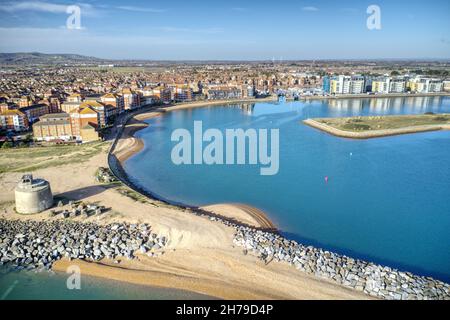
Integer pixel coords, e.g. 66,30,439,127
201,203,275,229
0,151,368,299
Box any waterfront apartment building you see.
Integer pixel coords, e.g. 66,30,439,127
330,76,348,94
160,88,172,104
242,85,255,98
371,77,391,94
206,86,242,100
407,77,443,93
330,76,365,94
322,76,331,94
0,109,29,131
100,93,125,114
389,79,406,93
33,112,99,142
444,81,450,92
427,79,443,93
171,85,193,102
122,88,140,110
349,76,365,94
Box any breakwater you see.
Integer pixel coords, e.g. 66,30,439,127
232,226,450,300
1,216,449,299
0,219,167,270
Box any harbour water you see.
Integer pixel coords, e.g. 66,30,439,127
125,96,450,283
0,267,212,300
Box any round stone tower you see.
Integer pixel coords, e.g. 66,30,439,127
15,174,53,214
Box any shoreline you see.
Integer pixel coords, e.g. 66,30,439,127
2,96,447,299
104,98,450,300
200,203,276,230
0,218,370,300
109,102,278,230
303,118,450,139
291,92,449,101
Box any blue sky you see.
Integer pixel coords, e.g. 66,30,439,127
0,0,449,60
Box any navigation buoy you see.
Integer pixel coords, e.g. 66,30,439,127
350,152,353,156
325,176,329,183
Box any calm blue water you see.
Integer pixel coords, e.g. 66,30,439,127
0,268,212,300
125,96,450,282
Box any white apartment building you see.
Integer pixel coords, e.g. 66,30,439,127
389,79,406,93
372,77,391,94
350,77,365,94
408,77,443,93
331,76,365,94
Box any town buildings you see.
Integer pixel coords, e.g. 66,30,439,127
122,88,140,110
0,61,447,140
33,112,99,142
0,109,29,131
329,76,365,94
407,77,443,93
19,103,49,123
205,86,242,100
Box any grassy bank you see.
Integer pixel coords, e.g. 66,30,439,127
0,141,109,174
316,114,450,131
304,114,450,139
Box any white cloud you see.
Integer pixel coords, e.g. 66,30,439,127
0,1,95,15
301,6,319,12
0,1,67,13
115,6,166,13
0,27,233,59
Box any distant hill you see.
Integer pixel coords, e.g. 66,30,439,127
0,52,102,65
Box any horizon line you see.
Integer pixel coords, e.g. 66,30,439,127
2,52,450,63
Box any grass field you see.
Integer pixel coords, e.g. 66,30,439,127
315,114,450,132
0,141,109,174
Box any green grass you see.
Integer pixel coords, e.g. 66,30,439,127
115,186,148,203
316,114,450,132
0,141,109,174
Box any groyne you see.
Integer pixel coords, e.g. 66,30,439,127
0,219,167,270
233,226,450,300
